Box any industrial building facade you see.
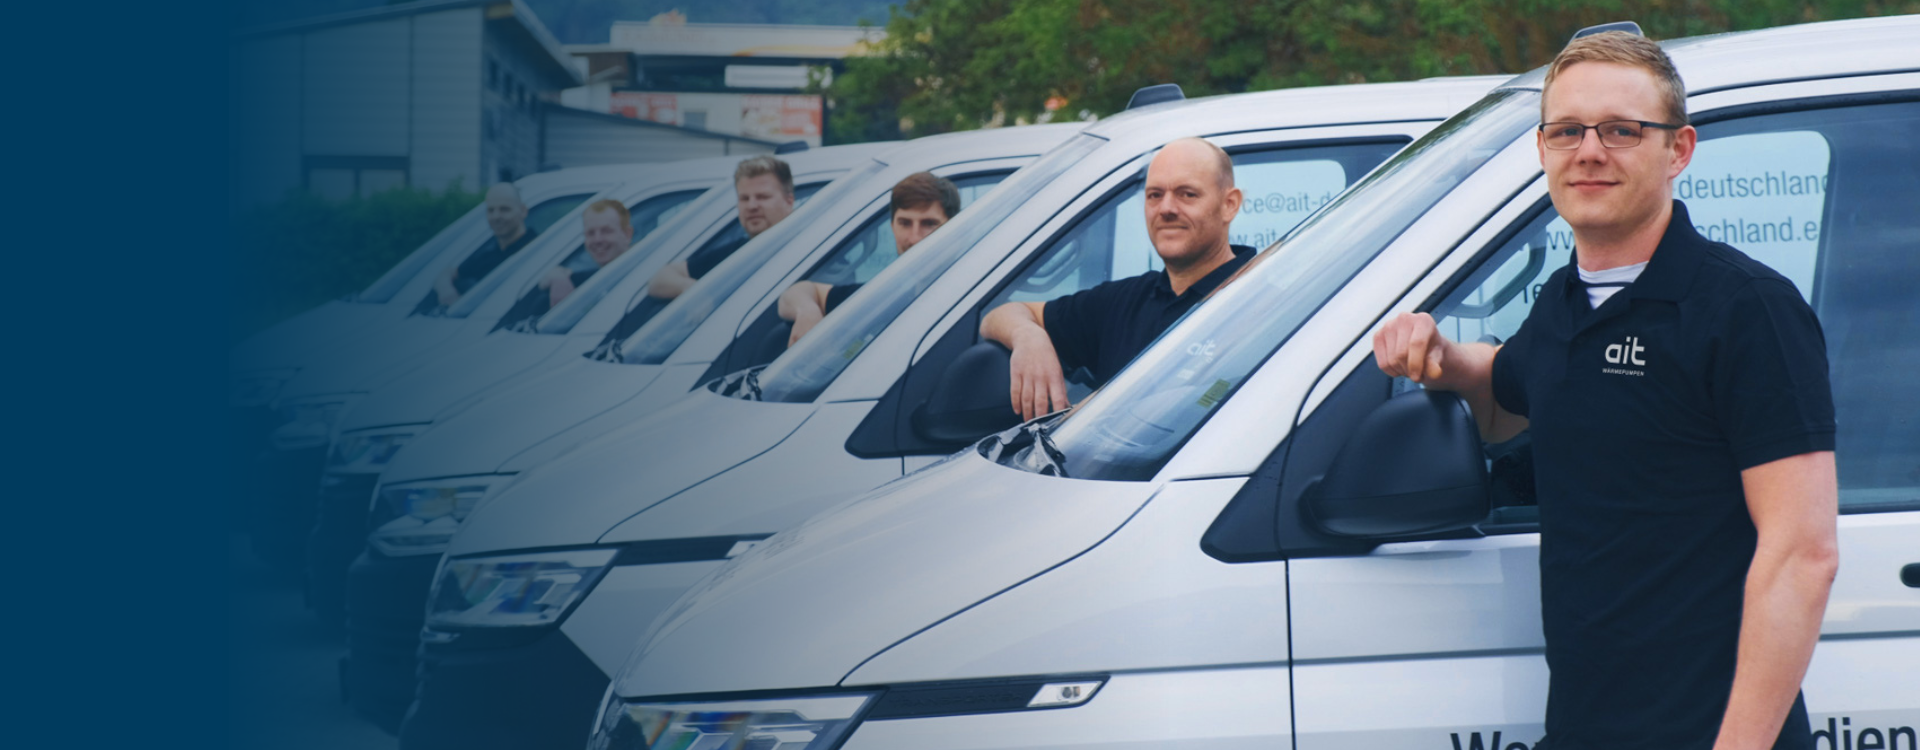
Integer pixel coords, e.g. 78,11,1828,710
230,0,776,207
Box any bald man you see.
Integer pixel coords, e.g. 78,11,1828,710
432,182,538,309
982,137,1249,420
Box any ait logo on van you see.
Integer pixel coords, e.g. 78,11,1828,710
1602,335,1648,377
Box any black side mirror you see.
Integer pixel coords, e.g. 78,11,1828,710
1304,389,1490,538
910,341,1020,445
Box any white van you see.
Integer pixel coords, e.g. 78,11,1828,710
410,77,1501,750
306,145,894,629
228,165,625,402
244,147,880,569
228,165,615,548
335,128,1070,728
595,18,1920,750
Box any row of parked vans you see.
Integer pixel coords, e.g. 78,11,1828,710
230,16,1919,750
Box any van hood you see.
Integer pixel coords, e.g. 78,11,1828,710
336,332,572,433
376,356,677,483
613,449,1159,698
445,389,815,555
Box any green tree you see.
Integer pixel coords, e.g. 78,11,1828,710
823,0,1917,141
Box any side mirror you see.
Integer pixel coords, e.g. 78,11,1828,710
910,341,1020,445
1304,389,1490,538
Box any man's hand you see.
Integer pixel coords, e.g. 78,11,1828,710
1372,312,1524,442
1008,327,1069,421
1373,312,1450,383
541,267,576,307
648,261,696,300
434,266,462,307
982,302,1068,421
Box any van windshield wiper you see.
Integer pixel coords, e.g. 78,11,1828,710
1025,420,1069,477
740,367,764,401
978,413,1069,477
710,366,767,401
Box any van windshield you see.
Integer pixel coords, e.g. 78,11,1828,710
1012,90,1540,481
752,134,1107,402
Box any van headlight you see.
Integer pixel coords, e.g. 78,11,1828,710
329,427,421,474
588,693,876,750
367,477,503,557
426,547,617,628
269,394,356,450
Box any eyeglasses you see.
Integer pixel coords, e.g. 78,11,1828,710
1539,120,1683,150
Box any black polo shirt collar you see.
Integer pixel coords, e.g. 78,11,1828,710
1558,200,1709,332
1151,244,1255,300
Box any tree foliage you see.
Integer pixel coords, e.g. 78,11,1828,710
823,0,1917,141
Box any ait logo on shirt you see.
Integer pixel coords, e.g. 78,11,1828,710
1602,335,1648,376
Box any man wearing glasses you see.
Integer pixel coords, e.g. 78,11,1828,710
1374,32,1836,750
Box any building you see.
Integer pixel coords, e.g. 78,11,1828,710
563,21,881,148
230,0,777,207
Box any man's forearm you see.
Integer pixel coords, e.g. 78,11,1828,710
1713,541,1836,750
778,282,826,322
1431,341,1522,442
981,302,1042,348
649,262,694,299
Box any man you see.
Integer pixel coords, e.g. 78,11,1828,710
432,182,535,309
539,199,634,307
777,172,960,346
1372,32,1836,750
646,155,795,300
493,199,634,331
983,137,1251,420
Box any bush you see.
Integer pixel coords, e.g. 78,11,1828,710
231,184,482,343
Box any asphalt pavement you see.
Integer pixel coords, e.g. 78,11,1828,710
230,534,396,750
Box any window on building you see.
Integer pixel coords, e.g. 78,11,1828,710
304,155,410,200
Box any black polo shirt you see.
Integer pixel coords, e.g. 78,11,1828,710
414,228,541,315
493,268,596,332
1491,201,1833,750
454,228,539,292
823,282,862,315
684,234,750,279
1043,245,1254,388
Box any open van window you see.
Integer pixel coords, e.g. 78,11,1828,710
691,171,1016,381
732,136,1105,402
1010,91,1543,481
607,174,862,365
490,189,707,334
392,192,590,308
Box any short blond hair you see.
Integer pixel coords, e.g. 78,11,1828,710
584,198,631,231
1543,31,1687,127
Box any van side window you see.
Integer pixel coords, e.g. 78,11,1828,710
994,144,1394,307
1430,99,1918,516
802,172,1010,290
409,192,592,314
850,139,1408,458
694,172,1012,382
492,189,708,332
1208,97,1918,561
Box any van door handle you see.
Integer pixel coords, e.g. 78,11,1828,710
1903,564,1920,588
